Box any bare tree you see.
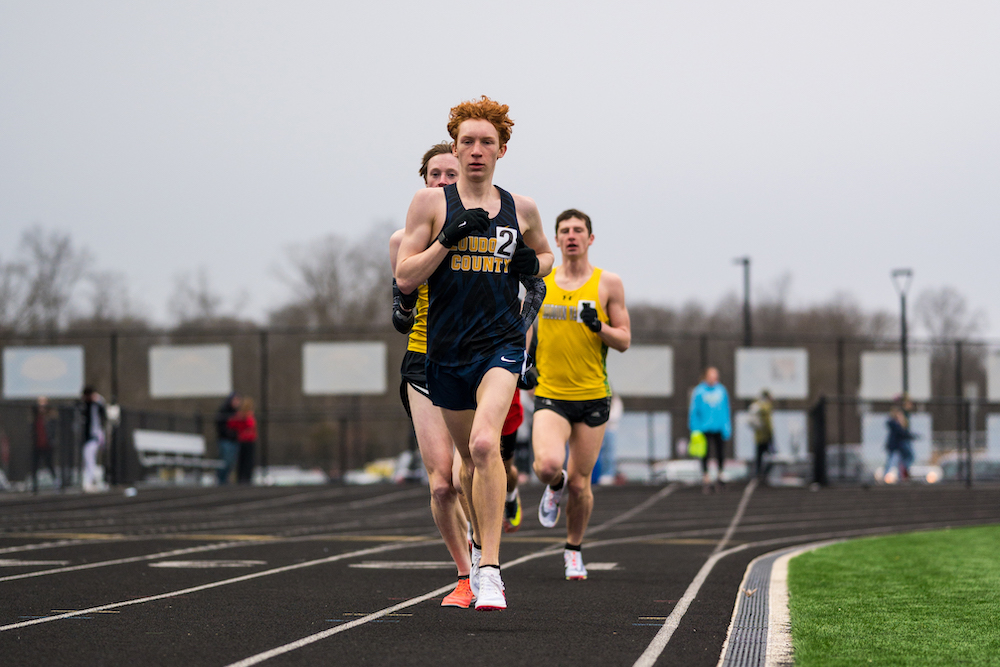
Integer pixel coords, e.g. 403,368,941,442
914,286,986,341
0,226,91,333
67,270,149,331
270,223,393,330
168,268,251,329
0,257,24,332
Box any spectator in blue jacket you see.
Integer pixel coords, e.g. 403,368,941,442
688,367,732,491
884,405,915,483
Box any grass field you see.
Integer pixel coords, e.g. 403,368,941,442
788,525,1000,666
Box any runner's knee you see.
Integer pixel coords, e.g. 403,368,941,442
428,474,457,505
533,456,562,483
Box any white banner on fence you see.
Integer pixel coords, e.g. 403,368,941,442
735,348,809,399
302,341,386,395
988,350,1000,402
858,350,931,401
615,411,671,481
149,344,232,398
987,414,1000,461
2,346,85,399
734,410,808,463
606,345,673,397
860,411,933,468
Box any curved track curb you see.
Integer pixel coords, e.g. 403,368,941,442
717,539,843,667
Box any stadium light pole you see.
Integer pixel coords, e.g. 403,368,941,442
733,257,751,346
891,268,913,399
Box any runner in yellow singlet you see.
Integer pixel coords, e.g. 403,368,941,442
532,208,631,580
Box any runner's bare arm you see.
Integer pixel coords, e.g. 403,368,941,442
396,188,449,294
389,229,404,275
598,271,631,353
513,195,554,278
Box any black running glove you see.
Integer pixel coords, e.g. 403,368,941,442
392,279,415,334
437,208,489,247
518,352,538,390
580,303,602,333
509,242,539,277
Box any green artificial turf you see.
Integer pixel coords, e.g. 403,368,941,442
788,525,1000,666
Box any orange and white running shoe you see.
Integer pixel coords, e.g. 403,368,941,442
441,577,474,608
564,549,588,580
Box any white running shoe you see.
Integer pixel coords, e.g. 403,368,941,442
564,549,588,580
538,470,566,528
474,567,506,611
470,544,482,597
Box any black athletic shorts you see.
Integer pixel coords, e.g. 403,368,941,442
534,395,611,427
399,350,429,420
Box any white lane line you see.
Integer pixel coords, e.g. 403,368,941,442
349,561,454,570
0,539,96,555
714,478,757,555
633,479,758,667
0,540,428,632
149,560,267,569
584,562,618,571
0,541,248,583
0,559,71,567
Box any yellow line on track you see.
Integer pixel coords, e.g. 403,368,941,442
14,533,128,540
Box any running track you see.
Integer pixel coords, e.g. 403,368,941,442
2,482,1000,666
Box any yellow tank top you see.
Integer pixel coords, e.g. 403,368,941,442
406,283,429,354
535,267,610,401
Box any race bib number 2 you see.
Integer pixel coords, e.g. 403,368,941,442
494,227,516,260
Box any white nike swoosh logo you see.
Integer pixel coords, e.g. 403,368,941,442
501,356,517,363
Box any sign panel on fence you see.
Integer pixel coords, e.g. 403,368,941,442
860,412,933,468
858,350,931,401
988,350,1000,402
303,341,386,395
2,346,84,399
149,344,232,398
615,411,671,482
606,345,673,397
734,410,808,462
735,348,808,399
987,414,1000,461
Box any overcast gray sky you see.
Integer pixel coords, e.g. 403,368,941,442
2,2,998,336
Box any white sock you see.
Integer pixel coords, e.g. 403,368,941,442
506,488,518,502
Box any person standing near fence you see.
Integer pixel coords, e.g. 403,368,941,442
80,386,107,493
229,396,257,484
215,393,240,485
31,396,58,492
748,389,773,483
532,208,631,580
688,367,732,492
884,404,915,483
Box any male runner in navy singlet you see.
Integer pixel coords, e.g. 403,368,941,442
396,97,553,611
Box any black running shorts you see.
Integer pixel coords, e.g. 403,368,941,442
534,395,611,427
399,350,430,420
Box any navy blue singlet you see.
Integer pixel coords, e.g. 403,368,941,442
426,184,526,367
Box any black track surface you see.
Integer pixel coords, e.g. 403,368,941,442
2,482,999,666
